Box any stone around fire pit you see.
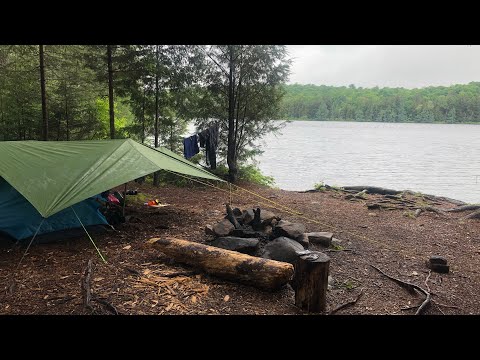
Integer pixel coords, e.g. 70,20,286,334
210,236,260,255
273,220,306,240
261,236,305,264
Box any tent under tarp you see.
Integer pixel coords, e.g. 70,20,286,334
0,139,223,242
0,139,223,219
0,177,109,241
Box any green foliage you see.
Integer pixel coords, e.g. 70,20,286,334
95,98,134,139
281,83,480,124
314,181,327,191
342,280,356,290
211,164,276,187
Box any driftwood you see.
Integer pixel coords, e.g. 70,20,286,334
343,186,401,195
345,189,368,200
370,265,431,315
147,237,294,291
226,204,241,229
329,290,363,315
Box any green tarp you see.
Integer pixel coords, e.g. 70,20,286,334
0,139,223,218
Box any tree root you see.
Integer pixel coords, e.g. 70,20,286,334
461,210,480,220
370,265,431,315
329,290,363,315
445,204,480,212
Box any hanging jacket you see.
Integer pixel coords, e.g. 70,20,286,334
183,134,199,159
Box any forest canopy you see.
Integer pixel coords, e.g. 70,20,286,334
280,83,480,123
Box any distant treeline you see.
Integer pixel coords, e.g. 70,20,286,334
280,83,480,123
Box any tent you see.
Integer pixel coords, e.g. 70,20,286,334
0,139,223,242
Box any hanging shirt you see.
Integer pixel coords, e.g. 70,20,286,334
183,134,200,159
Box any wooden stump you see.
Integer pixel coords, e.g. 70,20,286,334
294,250,330,312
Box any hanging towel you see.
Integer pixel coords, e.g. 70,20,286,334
183,134,199,159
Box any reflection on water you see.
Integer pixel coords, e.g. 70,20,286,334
257,121,480,203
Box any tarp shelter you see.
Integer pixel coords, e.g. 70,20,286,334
0,139,223,242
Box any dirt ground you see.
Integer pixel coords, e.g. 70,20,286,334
1,180,479,315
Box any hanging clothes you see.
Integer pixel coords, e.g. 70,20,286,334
207,123,219,169
198,124,219,169
183,134,199,159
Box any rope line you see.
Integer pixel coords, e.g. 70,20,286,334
162,169,480,278
15,218,45,271
71,206,107,264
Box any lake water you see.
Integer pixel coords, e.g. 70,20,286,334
256,121,480,203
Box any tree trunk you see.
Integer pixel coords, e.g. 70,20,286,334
107,45,115,139
141,85,146,144
148,237,294,291
153,45,161,187
39,45,48,141
227,46,237,182
64,81,70,141
294,250,330,312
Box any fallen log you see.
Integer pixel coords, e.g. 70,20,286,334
147,237,294,291
343,186,401,195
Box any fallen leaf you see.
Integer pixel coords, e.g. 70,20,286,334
224,295,230,302
412,271,419,276
43,295,49,300
123,245,131,250
93,277,104,282
60,276,69,279
191,295,197,303
365,307,373,311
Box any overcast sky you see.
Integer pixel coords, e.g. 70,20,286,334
287,45,480,89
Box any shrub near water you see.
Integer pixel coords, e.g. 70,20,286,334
212,164,276,187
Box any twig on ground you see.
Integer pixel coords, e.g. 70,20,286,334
432,301,459,310
425,270,431,293
370,264,431,315
81,259,93,310
324,248,353,253
435,304,446,315
92,297,121,315
329,290,363,315
163,271,199,278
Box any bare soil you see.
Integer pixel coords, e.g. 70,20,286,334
1,181,479,315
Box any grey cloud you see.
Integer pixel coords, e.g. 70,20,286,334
287,45,480,88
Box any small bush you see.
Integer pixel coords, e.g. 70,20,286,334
211,164,276,187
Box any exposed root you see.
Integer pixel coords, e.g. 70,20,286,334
370,265,431,315
329,290,363,315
